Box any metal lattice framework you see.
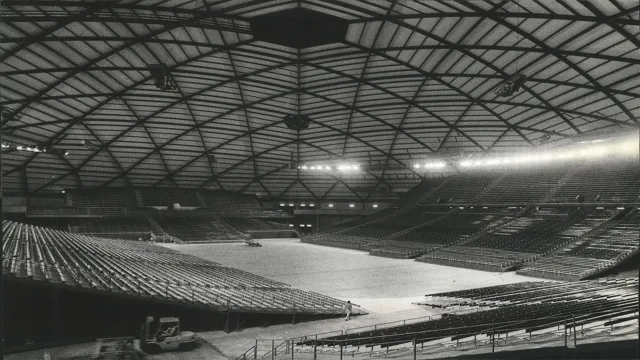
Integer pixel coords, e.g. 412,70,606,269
1,0,639,200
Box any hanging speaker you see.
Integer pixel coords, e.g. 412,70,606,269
283,114,311,131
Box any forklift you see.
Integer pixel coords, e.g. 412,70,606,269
140,316,198,354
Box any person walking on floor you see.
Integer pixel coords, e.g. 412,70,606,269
344,301,352,321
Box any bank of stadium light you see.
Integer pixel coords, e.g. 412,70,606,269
337,163,360,172
2,140,68,155
412,161,447,170
297,162,360,173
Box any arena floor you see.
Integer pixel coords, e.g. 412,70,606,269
162,239,542,358
164,239,538,314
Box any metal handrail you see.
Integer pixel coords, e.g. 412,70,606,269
295,308,639,345
344,315,437,335
238,312,638,359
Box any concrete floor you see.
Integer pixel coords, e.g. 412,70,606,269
162,239,542,358
164,239,537,314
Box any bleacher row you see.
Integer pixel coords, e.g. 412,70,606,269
68,188,264,209
2,220,360,315
222,218,291,232
420,278,638,308
305,203,638,280
417,161,640,205
518,210,640,280
304,160,639,279
417,208,615,271
158,217,247,243
294,278,638,355
69,216,292,243
33,188,290,219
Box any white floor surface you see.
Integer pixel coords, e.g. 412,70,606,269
163,239,541,314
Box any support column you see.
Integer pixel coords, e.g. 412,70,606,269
413,336,417,360
313,341,317,360
223,310,232,333
573,315,577,348
491,325,495,353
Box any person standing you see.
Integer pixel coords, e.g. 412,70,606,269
344,301,352,321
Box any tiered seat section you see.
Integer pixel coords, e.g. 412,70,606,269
69,188,138,208
399,209,511,245
70,217,155,240
27,207,157,217
366,209,508,259
139,188,200,207
297,278,637,354
205,191,260,209
550,161,640,203
303,207,399,242
159,217,246,243
223,218,290,232
519,209,639,281
473,167,567,204
29,188,290,219
417,208,598,271
420,278,637,308
308,207,447,251
200,191,289,218
2,220,358,315
418,175,496,204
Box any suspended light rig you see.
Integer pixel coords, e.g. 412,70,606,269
1,140,69,156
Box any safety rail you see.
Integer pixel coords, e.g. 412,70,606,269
344,315,439,335
236,311,638,360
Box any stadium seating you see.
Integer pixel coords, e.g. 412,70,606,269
2,220,359,315
473,167,568,204
139,188,201,207
158,216,247,243
549,162,640,203
29,187,291,221
363,208,510,258
518,209,639,280
418,175,496,204
416,208,614,271
304,207,400,241
223,217,290,233
420,278,637,308
393,209,512,245
68,188,138,208
27,207,157,217
203,191,262,210
305,207,448,251
69,217,156,240
296,278,637,352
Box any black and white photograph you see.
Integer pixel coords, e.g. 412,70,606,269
1,1,639,359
